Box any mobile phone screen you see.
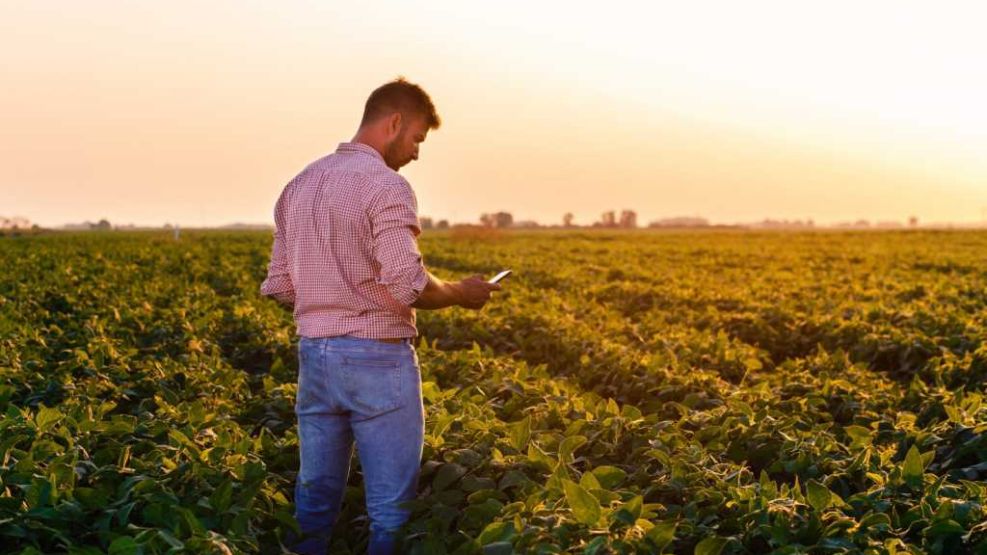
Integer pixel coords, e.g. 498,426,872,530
489,270,512,284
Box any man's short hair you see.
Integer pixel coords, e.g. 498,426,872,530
360,77,441,130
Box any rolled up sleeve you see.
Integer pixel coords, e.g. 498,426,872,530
368,180,429,306
260,193,296,306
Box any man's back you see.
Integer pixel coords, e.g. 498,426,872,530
261,142,428,339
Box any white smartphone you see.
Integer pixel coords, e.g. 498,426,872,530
488,269,512,284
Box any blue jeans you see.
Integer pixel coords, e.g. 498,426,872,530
290,336,424,555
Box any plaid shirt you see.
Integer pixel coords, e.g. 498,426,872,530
260,142,429,339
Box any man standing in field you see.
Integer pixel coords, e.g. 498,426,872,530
260,77,500,554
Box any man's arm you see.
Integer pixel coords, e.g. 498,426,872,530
368,181,431,306
260,191,296,308
369,180,499,311
411,270,500,310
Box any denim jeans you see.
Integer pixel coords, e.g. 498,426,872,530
290,335,424,555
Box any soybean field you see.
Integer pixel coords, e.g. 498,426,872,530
1,229,986,554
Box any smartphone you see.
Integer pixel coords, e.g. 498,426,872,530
488,269,512,284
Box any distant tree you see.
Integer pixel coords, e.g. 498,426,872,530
513,220,541,228
1,216,33,230
420,217,434,230
94,219,112,230
619,210,637,228
436,219,449,229
563,212,574,227
480,212,513,228
598,210,616,228
908,216,919,227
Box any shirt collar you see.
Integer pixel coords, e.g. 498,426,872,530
336,141,385,161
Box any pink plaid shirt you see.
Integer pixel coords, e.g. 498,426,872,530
260,142,429,339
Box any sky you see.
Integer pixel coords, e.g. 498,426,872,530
2,0,986,228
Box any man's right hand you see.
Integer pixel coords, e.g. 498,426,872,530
456,274,502,309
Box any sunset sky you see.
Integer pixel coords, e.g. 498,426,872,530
3,1,986,228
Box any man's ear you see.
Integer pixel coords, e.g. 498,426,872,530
387,112,403,139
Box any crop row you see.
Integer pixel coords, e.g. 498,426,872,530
1,230,985,554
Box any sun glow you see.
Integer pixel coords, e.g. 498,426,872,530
2,1,985,227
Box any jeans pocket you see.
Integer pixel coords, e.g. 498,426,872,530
339,354,404,418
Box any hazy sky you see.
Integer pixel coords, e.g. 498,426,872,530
3,1,986,227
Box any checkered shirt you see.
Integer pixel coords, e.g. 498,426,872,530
260,142,429,339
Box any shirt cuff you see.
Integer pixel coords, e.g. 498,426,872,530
404,266,429,305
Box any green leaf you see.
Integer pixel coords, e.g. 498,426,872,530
433,463,467,492
562,479,601,526
591,465,627,489
844,425,873,448
583,536,607,555
622,495,643,520
168,428,196,449
209,480,233,513
611,495,643,526
508,416,531,452
527,443,554,471
646,520,677,549
694,536,729,555
108,537,140,555
620,404,643,420
274,509,301,535
35,406,63,431
559,435,587,462
498,470,529,491
806,480,831,512
925,519,965,535
421,381,442,404
902,445,924,488
478,521,516,545
859,512,892,531
546,462,572,492
431,412,457,440
157,529,184,550
579,471,601,490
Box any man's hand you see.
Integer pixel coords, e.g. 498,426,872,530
456,274,501,310
411,270,503,310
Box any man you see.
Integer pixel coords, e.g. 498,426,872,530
260,77,500,555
